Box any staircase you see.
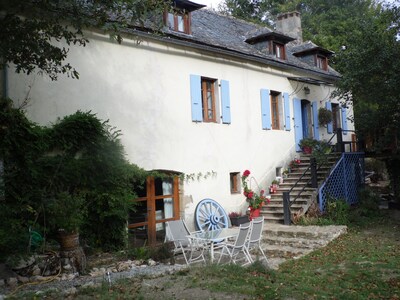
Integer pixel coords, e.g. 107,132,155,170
261,153,340,224
259,223,347,269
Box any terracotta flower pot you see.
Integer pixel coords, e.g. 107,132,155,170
302,146,312,154
58,232,80,251
249,207,261,220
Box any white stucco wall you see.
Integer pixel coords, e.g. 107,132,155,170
6,30,354,226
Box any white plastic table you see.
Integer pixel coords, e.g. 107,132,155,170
187,227,239,263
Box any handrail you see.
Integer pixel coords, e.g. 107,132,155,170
283,128,360,225
287,163,312,208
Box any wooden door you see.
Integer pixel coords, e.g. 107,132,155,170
128,176,180,246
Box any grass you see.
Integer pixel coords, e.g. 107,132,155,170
178,211,399,299
7,210,400,300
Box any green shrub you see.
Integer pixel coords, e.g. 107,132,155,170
325,198,350,225
0,98,149,261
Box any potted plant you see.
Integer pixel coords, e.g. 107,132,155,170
46,191,87,250
312,140,333,164
318,107,333,126
299,138,318,154
228,212,249,226
241,170,270,220
270,179,279,194
289,158,301,170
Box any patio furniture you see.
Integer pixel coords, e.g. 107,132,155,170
187,227,240,263
247,216,269,264
165,219,206,265
214,223,252,266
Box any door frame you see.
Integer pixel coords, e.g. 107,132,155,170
128,176,180,246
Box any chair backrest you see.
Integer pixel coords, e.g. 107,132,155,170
233,223,251,249
166,219,190,247
248,216,264,245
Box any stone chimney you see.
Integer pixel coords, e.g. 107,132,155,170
276,11,303,43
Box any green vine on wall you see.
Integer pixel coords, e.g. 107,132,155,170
180,171,217,183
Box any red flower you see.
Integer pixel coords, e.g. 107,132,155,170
243,170,250,177
243,191,248,197
248,191,254,199
260,189,265,196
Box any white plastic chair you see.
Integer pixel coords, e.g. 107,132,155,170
215,223,252,266
246,216,269,264
165,219,206,265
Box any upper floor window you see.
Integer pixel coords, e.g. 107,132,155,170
270,91,282,130
166,10,191,34
201,78,217,122
190,74,231,124
272,42,286,60
316,55,328,71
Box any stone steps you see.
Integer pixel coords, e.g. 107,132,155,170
257,224,348,268
262,153,340,224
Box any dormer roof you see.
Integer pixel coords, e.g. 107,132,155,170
172,0,206,12
245,30,295,45
292,41,334,58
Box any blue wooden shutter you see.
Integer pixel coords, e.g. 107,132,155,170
260,89,271,130
293,98,303,151
312,101,320,140
326,101,333,134
190,74,202,122
283,92,291,131
220,80,231,124
341,107,348,135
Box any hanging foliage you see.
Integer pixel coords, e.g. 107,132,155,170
0,98,149,260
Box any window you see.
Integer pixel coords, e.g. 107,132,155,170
230,172,240,194
270,91,282,130
201,78,217,122
272,42,286,59
190,74,231,124
166,10,190,34
261,89,290,131
316,55,328,70
332,103,341,131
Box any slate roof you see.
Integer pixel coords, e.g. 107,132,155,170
291,41,334,57
135,8,340,80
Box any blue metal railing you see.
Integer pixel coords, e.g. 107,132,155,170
319,152,365,212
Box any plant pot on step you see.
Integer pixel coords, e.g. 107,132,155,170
302,146,312,154
249,207,261,220
230,215,250,226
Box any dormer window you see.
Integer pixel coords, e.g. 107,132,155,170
165,0,205,35
166,10,191,34
245,31,294,61
272,42,286,60
316,55,328,71
292,43,333,71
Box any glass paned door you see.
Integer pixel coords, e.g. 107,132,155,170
128,176,180,247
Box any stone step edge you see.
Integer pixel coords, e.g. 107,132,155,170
262,236,330,249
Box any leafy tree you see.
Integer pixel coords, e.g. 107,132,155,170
333,5,400,200
0,0,167,80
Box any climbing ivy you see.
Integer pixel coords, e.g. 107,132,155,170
0,98,150,260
